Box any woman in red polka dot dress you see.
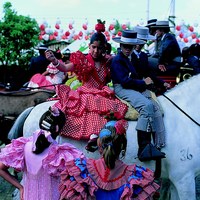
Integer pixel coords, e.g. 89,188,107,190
44,20,127,140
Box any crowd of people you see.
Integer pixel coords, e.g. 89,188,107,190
0,18,199,199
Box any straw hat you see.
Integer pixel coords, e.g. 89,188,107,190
134,26,156,40
35,44,48,50
112,30,145,45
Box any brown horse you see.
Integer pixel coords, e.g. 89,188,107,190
0,89,55,144
0,89,55,117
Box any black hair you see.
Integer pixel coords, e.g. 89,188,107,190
182,46,190,63
159,27,170,33
39,49,46,56
105,42,112,55
32,134,51,154
189,43,200,57
90,32,107,46
149,27,157,35
62,48,71,62
100,126,127,169
53,48,62,60
33,107,66,154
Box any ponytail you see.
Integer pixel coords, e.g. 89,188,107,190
101,126,127,169
32,133,50,154
33,107,66,154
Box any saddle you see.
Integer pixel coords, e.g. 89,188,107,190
116,91,163,121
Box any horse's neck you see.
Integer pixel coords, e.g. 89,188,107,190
170,74,199,97
158,74,200,123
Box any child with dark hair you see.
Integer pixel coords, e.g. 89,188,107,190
0,107,84,200
43,19,127,140
28,49,68,90
59,120,160,200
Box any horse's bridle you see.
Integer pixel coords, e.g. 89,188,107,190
162,94,200,127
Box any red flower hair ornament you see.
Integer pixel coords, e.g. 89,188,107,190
95,19,106,33
85,119,128,152
104,119,128,136
104,111,123,121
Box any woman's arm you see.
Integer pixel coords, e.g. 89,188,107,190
45,50,75,72
0,162,23,194
42,70,49,76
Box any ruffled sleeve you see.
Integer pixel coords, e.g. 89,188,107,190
46,63,59,74
121,165,160,200
0,137,32,171
42,143,85,177
59,158,98,200
70,51,94,82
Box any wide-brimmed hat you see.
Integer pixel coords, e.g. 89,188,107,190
112,30,145,45
134,26,156,41
35,44,48,50
145,19,157,27
152,20,174,28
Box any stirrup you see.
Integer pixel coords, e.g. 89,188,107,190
138,143,165,162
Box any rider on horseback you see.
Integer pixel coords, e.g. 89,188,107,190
110,29,166,162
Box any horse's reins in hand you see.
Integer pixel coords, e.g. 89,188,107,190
162,94,200,127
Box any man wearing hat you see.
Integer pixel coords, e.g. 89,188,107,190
145,19,162,58
111,30,165,162
131,26,170,94
29,44,50,78
145,19,157,35
148,20,181,75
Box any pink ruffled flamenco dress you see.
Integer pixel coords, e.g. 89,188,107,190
28,60,65,90
0,130,84,200
59,157,160,200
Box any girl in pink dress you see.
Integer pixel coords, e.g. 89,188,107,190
28,50,67,90
0,107,84,200
59,120,160,200
44,20,128,140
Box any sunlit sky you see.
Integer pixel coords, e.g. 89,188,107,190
1,0,200,29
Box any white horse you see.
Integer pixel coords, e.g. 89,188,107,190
22,74,200,200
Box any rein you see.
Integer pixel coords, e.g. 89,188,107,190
1,82,61,92
162,94,200,127
22,83,61,90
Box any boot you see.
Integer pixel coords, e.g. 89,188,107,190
137,130,151,157
137,130,165,162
